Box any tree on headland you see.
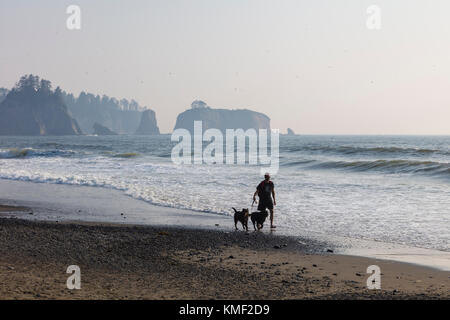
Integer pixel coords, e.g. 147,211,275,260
120,98,129,110
14,74,41,92
191,100,208,109
12,75,54,96
54,86,62,97
2,74,157,134
0,88,8,103
0,74,82,135
9,74,149,113
39,79,52,93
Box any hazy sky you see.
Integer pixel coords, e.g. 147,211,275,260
1,0,450,134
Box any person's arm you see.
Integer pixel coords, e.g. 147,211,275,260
272,184,276,206
253,183,261,202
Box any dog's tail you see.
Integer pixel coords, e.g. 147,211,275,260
232,207,238,213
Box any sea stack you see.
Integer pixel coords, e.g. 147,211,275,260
93,122,118,135
287,128,296,135
135,109,160,135
173,100,270,133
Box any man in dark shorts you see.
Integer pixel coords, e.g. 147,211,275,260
253,172,276,229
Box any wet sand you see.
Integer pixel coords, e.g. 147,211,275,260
0,204,31,213
0,209,448,300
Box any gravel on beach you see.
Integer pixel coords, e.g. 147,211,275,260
0,216,448,300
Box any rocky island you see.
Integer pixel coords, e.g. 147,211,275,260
173,100,270,133
93,122,118,135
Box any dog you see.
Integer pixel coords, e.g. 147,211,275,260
250,209,269,231
232,207,249,231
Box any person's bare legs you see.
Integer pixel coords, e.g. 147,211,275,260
270,209,275,228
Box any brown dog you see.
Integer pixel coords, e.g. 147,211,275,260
232,208,249,231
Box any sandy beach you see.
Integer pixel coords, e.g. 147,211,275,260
0,205,448,300
2,0,450,304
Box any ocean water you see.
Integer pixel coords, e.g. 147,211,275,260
0,135,449,252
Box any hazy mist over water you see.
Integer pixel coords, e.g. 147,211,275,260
2,0,450,134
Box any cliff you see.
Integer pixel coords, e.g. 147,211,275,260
173,101,270,133
69,106,143,134
0,75,82,136
93,122,118,135
135,110,160,135
64,92,159,135
0,88,8,103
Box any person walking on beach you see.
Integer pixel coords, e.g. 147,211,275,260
253,172,276,229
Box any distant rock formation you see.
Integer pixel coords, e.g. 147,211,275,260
287,128,296,135
135,110,160,135
0,88,8,103
0,75,161,135
173,101,270,133
0,75,82,136
93,122,117,135
63,91,159,135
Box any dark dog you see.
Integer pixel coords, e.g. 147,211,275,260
250,210,269,230
232,208,249,231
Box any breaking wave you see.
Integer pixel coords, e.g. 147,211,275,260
284,145,447,156
308,159,450,177
0,148,76,159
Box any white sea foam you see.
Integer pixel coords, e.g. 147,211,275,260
0,135,449,252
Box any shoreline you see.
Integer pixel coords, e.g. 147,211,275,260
0,178,449,272
0,211,449,299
